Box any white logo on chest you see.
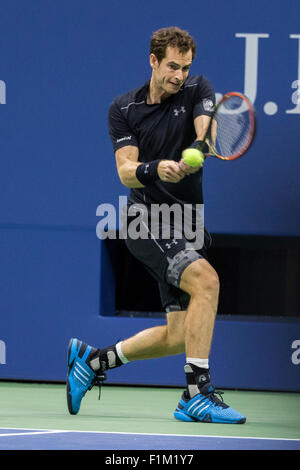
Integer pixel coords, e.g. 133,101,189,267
173,106,186,117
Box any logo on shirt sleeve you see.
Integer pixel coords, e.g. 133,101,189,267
202,98,214,112
116,136,132,143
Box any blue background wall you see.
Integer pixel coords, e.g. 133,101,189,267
0,0,300,391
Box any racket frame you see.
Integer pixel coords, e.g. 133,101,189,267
198,91,256,161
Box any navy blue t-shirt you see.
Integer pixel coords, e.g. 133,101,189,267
108,75,215,207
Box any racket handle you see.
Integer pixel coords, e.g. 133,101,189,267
191,140,209,153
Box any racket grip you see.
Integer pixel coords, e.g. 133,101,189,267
190,140,209,153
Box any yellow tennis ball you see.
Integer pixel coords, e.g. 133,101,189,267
182,148,204,167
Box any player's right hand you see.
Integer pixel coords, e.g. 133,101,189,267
157,160,186,183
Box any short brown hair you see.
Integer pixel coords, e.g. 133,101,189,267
150,27,196,63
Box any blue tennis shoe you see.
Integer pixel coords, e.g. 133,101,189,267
66,338,106,415
174,383,246,424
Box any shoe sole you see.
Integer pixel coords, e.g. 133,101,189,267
174,410,197,422
66,338,78,415
174,409,246,424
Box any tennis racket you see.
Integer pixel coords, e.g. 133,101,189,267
198,92,256,161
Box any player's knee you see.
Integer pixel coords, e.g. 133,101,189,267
180,259,219,298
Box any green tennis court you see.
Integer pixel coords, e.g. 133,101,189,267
1,381,299,450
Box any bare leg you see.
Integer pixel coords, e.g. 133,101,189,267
121,310,187,360
179,258,219,359
119,259,219,362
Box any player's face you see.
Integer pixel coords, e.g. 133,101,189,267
150,46,193,95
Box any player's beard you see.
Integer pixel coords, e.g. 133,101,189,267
150,73,182,102
164,77,182,93
158,77,182,97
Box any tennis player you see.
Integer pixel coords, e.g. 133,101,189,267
67,27,246,424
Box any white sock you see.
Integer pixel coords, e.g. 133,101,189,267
116,341,130,364
186,357,209,369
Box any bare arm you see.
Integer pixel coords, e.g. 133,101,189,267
115,145,142,188
193,114,211,140
115,145,186,188
179,114,212,174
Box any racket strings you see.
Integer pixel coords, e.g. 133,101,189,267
213,96,252,158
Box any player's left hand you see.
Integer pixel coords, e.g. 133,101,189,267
178,159,202,174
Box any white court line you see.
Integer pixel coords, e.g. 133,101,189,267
1,427,300,442
0,430,69,438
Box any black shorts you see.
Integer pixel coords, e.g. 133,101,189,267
124,211,212,313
